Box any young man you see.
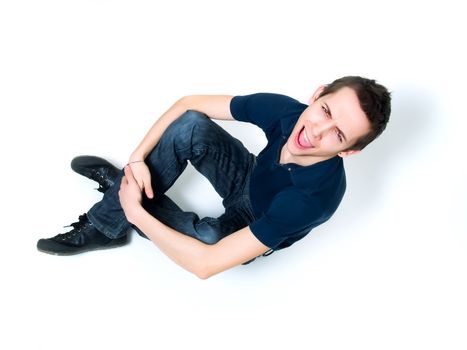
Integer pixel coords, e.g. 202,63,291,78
37,76,391,279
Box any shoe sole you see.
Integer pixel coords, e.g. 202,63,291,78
37,240,128,256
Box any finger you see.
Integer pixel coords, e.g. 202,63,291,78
125,166,139,186
124,165,133,179
144,181,154,199
126,164,145,191
137,180,144,190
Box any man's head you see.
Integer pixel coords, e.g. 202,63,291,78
284,76,391,165
318,76,391,151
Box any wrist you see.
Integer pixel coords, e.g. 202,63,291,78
127,203,146,225
129,151,146,163
127,160,145,166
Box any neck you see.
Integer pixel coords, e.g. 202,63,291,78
279,144,334,167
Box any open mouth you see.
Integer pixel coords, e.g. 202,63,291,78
296,126,314,149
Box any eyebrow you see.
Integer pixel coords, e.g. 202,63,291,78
325,102,348,143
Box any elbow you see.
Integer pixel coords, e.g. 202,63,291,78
195,270,211,280
193,260,213,280
173,96,188,111
177,95,195,108
191,249,213,280
177,95,205,114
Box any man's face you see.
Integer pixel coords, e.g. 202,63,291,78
284,86,371,164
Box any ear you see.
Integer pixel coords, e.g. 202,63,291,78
308,85,327,104
338,149,361,158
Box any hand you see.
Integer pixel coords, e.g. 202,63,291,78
119,166,144,223
128,161,154,199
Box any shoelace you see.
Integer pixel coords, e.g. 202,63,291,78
90,169,107,193
56,214,89,240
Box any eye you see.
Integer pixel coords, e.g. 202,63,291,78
322,104,343,142
336,129,343,143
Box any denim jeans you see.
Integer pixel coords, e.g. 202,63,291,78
87,110,257,247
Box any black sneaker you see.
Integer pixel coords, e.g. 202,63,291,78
37,214,128,255
71,155,120,193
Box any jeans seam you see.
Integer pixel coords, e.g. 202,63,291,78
157,157,183,190
87,210,127,239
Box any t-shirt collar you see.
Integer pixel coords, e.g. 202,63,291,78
280,115,297,140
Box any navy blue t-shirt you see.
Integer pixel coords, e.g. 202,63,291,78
230,93,346,250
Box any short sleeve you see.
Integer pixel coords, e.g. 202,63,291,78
249,189,328,250
230,93,304,131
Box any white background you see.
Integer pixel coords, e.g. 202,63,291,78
1,0,466,349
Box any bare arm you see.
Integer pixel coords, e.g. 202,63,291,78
127,95,234,198
119,166,270,279
133,208,269,279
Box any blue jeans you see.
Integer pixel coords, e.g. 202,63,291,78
87,110,257,247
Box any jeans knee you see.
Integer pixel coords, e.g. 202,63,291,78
161,110,214,149
163,110,209,140
175,110,209,128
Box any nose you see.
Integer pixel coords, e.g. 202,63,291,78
311,120,337,139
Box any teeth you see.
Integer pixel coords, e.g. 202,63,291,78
303,129,310,144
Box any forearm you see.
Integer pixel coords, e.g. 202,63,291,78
131,206,210,279
119,167,268,279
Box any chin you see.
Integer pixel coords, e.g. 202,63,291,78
288,144,313,157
